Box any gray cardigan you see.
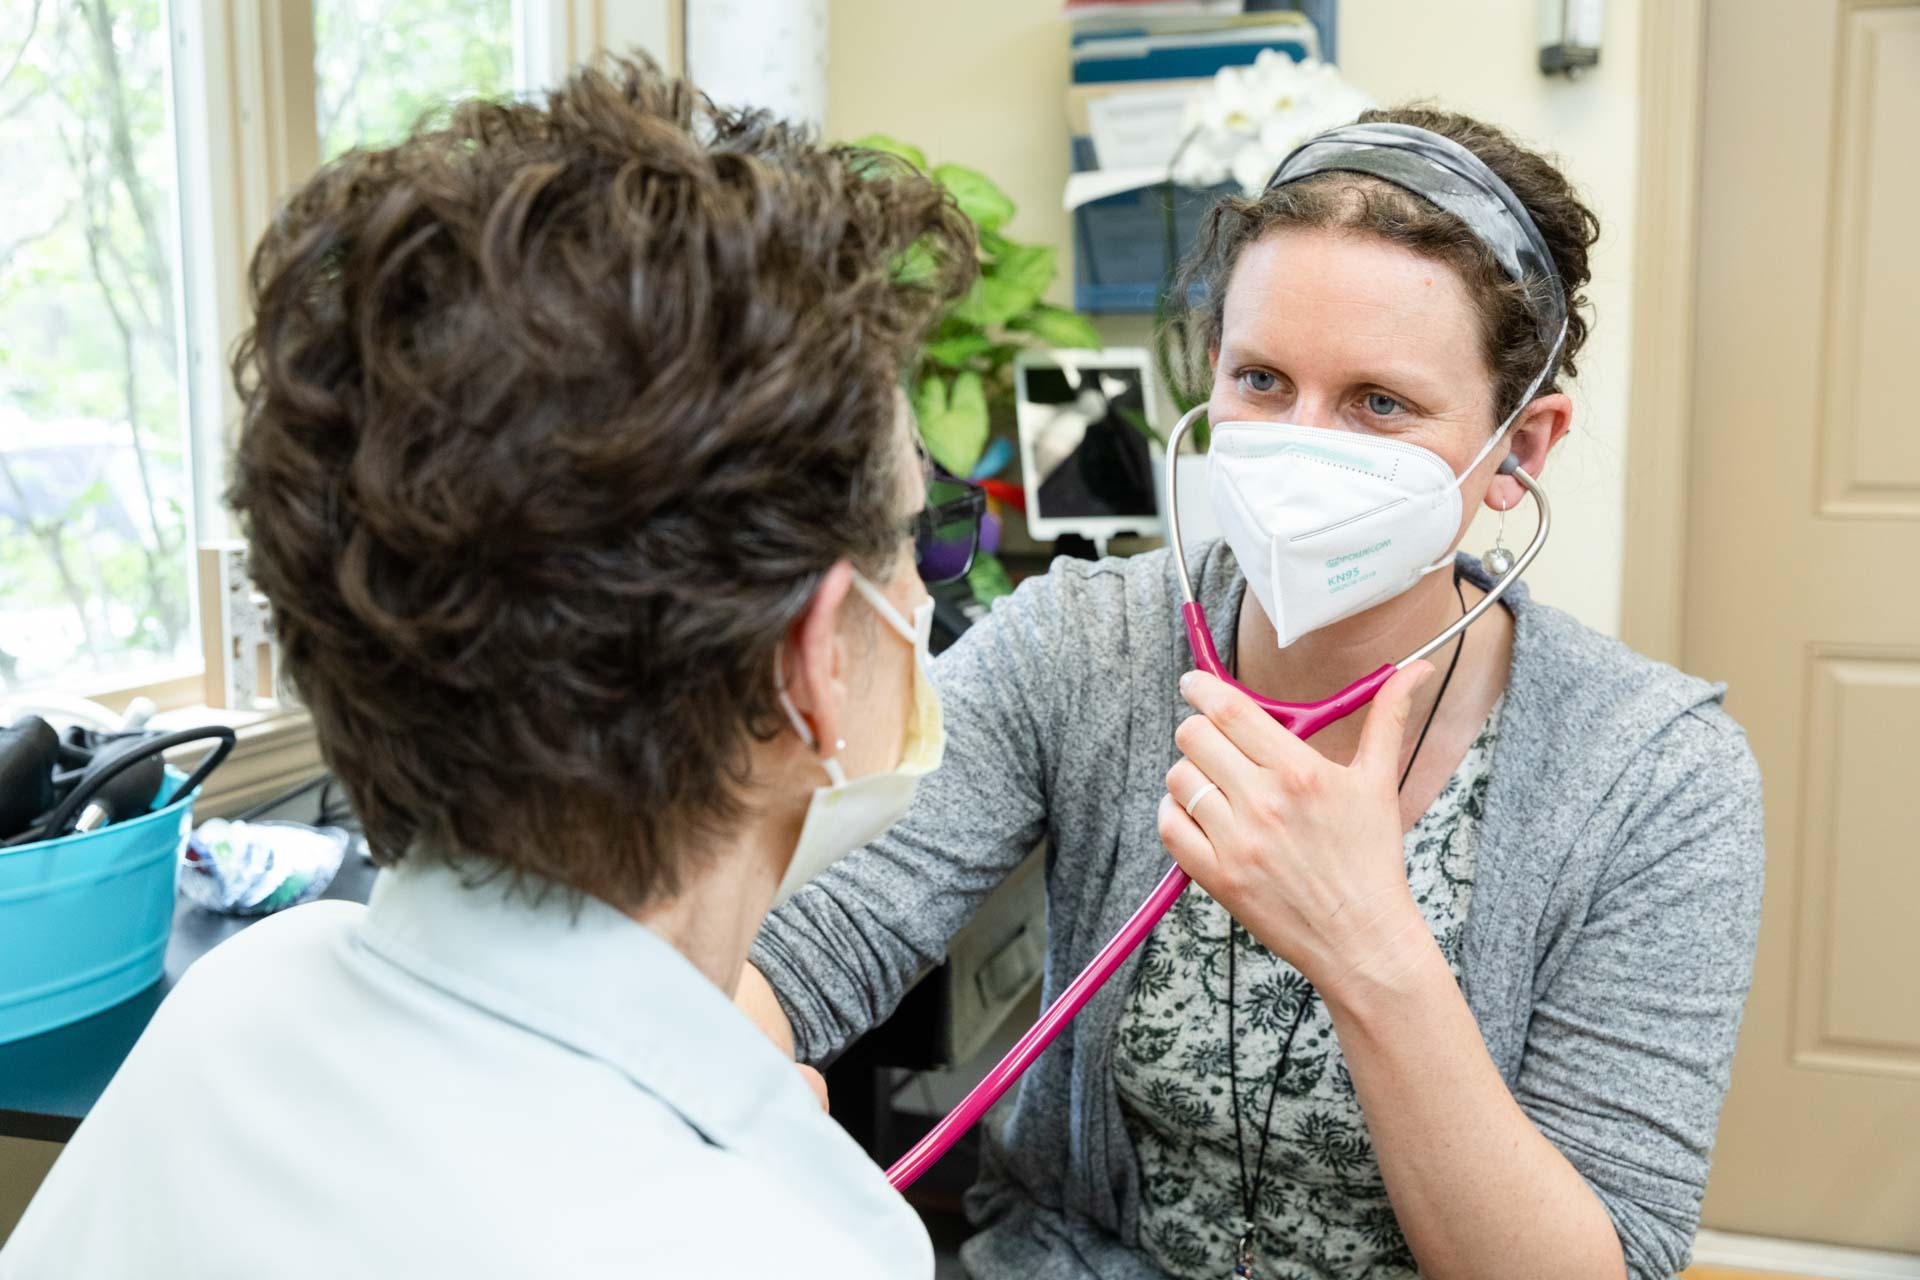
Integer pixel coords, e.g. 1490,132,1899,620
751,542,1765,1280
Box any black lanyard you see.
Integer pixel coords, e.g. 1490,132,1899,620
1221,569,1468,1278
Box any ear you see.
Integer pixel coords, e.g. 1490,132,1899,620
1486,391,1572,513
782,560,856,760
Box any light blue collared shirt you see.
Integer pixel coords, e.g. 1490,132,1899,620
2,859,931,1278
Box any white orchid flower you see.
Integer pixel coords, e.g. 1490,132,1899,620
1173,55,1376,194
1231,139,1284,195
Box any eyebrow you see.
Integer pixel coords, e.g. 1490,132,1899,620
1217,339,1452,404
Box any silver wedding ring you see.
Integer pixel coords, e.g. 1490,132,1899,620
1184,781,1220,818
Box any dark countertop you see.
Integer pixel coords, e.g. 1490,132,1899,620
0,831,376,1142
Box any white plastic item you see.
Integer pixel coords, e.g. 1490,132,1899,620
0,694,122,734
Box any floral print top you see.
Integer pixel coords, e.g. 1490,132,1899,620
1114,696,1502,1279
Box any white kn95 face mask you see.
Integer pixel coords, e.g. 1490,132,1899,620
1208,410,1515,649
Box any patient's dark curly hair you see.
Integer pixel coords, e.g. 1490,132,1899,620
230,55,972,909
1164,105,1600,421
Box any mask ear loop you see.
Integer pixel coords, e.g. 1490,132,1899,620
778,567,909,781
1418,317,1568,578
774,645,850,787
848,570,917,644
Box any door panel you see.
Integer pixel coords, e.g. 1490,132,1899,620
1687,0,1920,1252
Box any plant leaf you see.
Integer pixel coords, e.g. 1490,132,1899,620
945,276,995,328
851,134,927,170
978,228,1016,259
929,314,983,344
966,550,1015,604
923,331,995,369
1008,302,1102,350
914,371,990,476
978,243,1056,326
935,163,1016,232
983,342,1026,374
912,371,948,425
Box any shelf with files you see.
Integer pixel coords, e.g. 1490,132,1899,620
1064,3,1336,315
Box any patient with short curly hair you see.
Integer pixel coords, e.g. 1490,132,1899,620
1,56,971,1280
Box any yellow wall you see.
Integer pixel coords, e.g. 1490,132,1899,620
827,4,1076,306
826,0,1644,635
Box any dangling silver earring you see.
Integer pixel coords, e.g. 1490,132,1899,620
1481,500,1515,577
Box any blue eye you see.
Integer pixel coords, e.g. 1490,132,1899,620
1240,369,1279,393
1365,392,1404,416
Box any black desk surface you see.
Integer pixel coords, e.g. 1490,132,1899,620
0,845,377,1143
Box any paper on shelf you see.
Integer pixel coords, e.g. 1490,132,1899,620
1063,166,1173,211
1085,85,1195,172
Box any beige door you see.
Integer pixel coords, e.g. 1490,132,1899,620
1684,0,1920,1251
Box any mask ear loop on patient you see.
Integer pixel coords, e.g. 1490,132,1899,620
774,570,912,788
775,647,849,787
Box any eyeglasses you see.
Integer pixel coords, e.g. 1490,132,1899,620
911,477,987,585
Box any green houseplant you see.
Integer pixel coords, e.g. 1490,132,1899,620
854,135,1103,603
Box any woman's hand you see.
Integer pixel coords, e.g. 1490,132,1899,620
1157,664,1436,997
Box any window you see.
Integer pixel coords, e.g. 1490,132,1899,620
0,0,561,704
0,0,196,696
315,0,518,160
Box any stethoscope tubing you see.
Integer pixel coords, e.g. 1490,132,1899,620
885,406,1548,1191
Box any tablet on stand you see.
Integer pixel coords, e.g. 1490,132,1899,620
1014,348,1163,560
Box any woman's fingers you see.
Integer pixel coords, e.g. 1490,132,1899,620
1166,756,1232,841
1156,792,1220,886
1158,667,1430,989
1177,670,1317,771
1170,706,1263,805
1354,662,1435,782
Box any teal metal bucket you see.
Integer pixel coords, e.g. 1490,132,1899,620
0,769,192,1045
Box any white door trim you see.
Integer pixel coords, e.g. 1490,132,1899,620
1693,1229,1920,1279
1618,0,1706,666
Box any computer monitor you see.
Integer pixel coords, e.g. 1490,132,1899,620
1013,348,1162,544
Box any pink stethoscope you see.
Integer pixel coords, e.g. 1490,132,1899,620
886,403,1551,1190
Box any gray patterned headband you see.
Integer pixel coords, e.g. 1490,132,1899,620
1267,122,1569,351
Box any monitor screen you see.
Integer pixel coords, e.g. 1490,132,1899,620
1018,360,1158,524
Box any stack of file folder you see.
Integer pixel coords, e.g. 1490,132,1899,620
1064,1,1335,313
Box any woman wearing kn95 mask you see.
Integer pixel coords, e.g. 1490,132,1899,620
739,107,1763,1280
0,59,971,1280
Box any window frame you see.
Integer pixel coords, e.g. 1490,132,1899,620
43,0,673,819
12,0,677,828
57,0,671,718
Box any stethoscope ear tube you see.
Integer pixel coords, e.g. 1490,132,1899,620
1164,404,1211,608
1398,453,1549,669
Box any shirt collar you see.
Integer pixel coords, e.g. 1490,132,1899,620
355,856,805,1149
